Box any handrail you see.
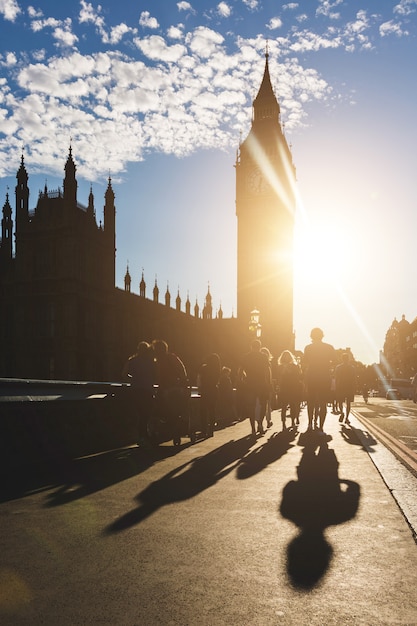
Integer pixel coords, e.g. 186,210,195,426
0,378,200,402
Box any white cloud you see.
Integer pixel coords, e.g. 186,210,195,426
0,0,20,21
0,12,345,181
3,52,17,66
79,0,100,25
52,21,79,48
27,6,42,19
167,24,184,40
30,15,78,48
316,0,343,20
186,26,224,58
267,17,283,30
296,14,308,23
134,36,187,63
242,0,259,9
139,11,159,29
78,1,135,45
31,16,60,33
394,0,417,16
108,23,135,45
217,2,231,18
32,49,47,62
177,1,195,13
379,20,408,36
290,30,341,52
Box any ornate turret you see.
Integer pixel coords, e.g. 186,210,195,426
139,270,146,297
124,264,131,292
0,192,13,261
165,283,171,307
104,176,115,234
87,185,95,218
153,277,159,303
203,283,213,320
176,289,181,312
15,154,29,239
63,144,77,207
103,175,116,288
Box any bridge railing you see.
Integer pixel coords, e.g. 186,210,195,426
0,378,201,471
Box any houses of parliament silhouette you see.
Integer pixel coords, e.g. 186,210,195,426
0,53,296,382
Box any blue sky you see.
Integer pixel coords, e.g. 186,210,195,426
1,0,416,365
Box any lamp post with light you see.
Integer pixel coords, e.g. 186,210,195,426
249,308,262,339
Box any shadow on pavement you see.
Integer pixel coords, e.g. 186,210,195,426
105,435,254,534
280,430,360,590
0,443,183,505
236,427,297,479
340,424,378,451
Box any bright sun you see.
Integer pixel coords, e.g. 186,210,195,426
294,216,354,286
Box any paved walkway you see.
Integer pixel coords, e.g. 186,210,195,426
1,406,416,625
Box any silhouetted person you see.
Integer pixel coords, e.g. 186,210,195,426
277,350,302,430
260,346,274,428
303,328,336,431
122,341,155,447
152,340,188,446
217,366,236,428
335,352,356,424
239,339,271,437
198,352,221,437
362,384,369,404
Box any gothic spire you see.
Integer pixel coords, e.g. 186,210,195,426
140,270,146,297
1,191,13,260
253,50,280,123
63,144,77,206
17,153,28,183
124,263,131,292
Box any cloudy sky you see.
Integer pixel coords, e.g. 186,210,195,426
1,0,416,365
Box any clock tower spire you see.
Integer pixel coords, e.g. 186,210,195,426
235,51,296,356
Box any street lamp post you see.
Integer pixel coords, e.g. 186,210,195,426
249,308,262,339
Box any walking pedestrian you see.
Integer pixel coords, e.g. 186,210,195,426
198,353,221,437
122,341,156,447
335,352,356,425
217,366,236,428
239,339,271,437
152,339,188,446
260,346,274,428
303,328,336,432
276,350,303,430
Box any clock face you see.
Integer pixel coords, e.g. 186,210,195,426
248,167,268,194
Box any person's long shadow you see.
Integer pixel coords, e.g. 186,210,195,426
279,432,360,590
236,428,297,479
340,424,378,452
105,435,253,534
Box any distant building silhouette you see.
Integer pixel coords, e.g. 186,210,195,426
383,314,417,378
0,53,297,380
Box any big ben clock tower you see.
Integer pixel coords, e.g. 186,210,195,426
236,50,296,356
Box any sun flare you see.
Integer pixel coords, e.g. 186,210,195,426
294,216,354,286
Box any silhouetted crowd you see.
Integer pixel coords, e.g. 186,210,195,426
123,328,358,447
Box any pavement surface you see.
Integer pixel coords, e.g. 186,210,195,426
1,406,417,625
